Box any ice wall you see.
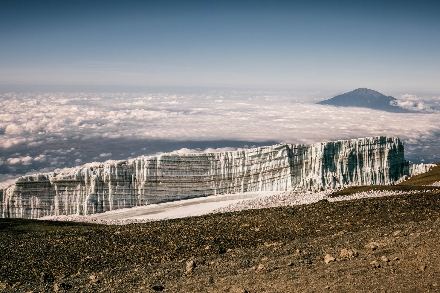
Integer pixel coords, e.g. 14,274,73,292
0,136,411,219
289,137,408,190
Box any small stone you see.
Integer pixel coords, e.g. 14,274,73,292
257,264,265,270
89,274,99,283
54,283,59,292
392,230,401,236
340,248,358,259
393,256,400,261
370,260,381,268
364,242,379,251
11,282,20,288
381,256,390,262
419,265,427,271
0,283,7,290
335,230,346,236
186,260,196,274
287,262,294,266
324,254,336,264
40,272,55,283
217,247,227,254
60,283,72,290
151,285,165,291
230,287,248,293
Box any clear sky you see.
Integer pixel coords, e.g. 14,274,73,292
1,0,440,92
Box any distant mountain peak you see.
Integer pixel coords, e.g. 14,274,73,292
350,88,384,96
318,88,411,113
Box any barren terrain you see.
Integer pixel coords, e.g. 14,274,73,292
1,164,439,293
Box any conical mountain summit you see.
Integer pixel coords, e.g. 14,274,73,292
318,88,411,113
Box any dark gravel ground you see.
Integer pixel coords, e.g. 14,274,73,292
1,189,440,292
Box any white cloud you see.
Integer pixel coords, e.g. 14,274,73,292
1,90,440,186
166,148,198,155
34,154,46,162
7,158,20,165
20,156,33,165
158,147,248,156
392,94,438,113
28,141,44,147
0,137,26,148
5,124,23,135
7,156,33,165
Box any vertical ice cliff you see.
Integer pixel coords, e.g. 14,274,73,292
0,137,412,219
289,137,408,191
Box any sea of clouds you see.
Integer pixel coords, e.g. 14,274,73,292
1,89,439,188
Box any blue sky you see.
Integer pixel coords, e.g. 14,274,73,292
1,1,440,184
1,0,440,92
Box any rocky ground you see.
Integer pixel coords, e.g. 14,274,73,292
1,164,440,293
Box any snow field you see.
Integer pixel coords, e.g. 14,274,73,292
39,188,435,225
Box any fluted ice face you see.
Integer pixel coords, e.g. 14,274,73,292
0,144,292,218
290,137,408,191
0,137,412,219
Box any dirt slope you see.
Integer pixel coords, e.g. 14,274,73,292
1,164,440,292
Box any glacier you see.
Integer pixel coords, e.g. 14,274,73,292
0,136,425,219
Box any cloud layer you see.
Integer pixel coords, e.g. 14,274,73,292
392,94,440,113
1,90,439,187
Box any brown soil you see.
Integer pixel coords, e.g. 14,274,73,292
399,163,440,186
1,164,440,293
1,190,440,293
